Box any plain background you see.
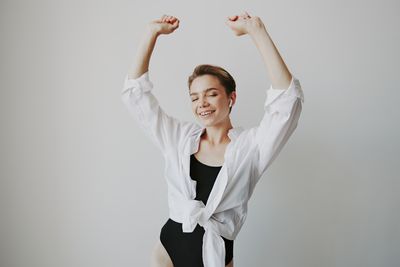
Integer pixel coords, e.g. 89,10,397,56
1,0,399,266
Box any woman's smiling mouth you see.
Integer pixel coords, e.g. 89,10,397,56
199,110,215,117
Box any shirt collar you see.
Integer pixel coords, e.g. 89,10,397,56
193,125,245,141
187,125,244,155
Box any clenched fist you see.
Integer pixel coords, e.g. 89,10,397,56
148,15,180,36
225,11,265,36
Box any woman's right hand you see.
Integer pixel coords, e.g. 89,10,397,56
225,11,265,36
148,15,180,36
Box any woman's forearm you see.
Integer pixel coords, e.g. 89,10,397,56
249,25,292,90
128,27,159,80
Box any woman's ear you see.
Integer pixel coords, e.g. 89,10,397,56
229,91,237,107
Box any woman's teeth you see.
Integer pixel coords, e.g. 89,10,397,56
200,110,215,117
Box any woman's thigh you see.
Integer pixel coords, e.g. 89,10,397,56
226,258,234,267
150,238,233,267
150,240,173,267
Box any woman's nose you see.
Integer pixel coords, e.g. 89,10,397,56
199,98,209,107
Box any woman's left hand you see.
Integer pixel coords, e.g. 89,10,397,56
225,11,265,36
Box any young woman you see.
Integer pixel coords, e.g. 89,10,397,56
121,12,304,267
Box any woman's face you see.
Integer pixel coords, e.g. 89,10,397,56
189,75,235,126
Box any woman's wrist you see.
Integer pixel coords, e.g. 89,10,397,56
145,24,161,39
248,28,266,39
247,17,267,37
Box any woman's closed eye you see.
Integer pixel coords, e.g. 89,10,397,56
191,94,217,102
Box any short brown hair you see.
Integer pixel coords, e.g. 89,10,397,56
188,64,236,113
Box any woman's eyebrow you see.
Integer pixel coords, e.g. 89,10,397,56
190,88,219,96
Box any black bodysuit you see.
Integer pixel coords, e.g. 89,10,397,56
160,154,234,266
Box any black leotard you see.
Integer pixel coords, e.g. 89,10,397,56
160,154,234,266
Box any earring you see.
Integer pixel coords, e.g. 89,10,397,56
229,100,232,107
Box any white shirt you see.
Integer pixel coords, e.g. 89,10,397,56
121,71,304,267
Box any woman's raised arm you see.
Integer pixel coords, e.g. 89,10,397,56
122,15,196,156
225,12,304,184
129,15,180,79
225,11,292,89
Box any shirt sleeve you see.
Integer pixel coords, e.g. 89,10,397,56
121,71,191,155
251,75,304,184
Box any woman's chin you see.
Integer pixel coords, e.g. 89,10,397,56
200,120,218,127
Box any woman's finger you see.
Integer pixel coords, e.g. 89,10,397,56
239,12,249,19
172,19,179,27
163,14,172,23
228,15,238,21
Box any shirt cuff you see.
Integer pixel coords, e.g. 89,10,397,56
264,75,304,109
122,71,154,96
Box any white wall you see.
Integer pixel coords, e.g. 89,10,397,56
1,0,399,266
